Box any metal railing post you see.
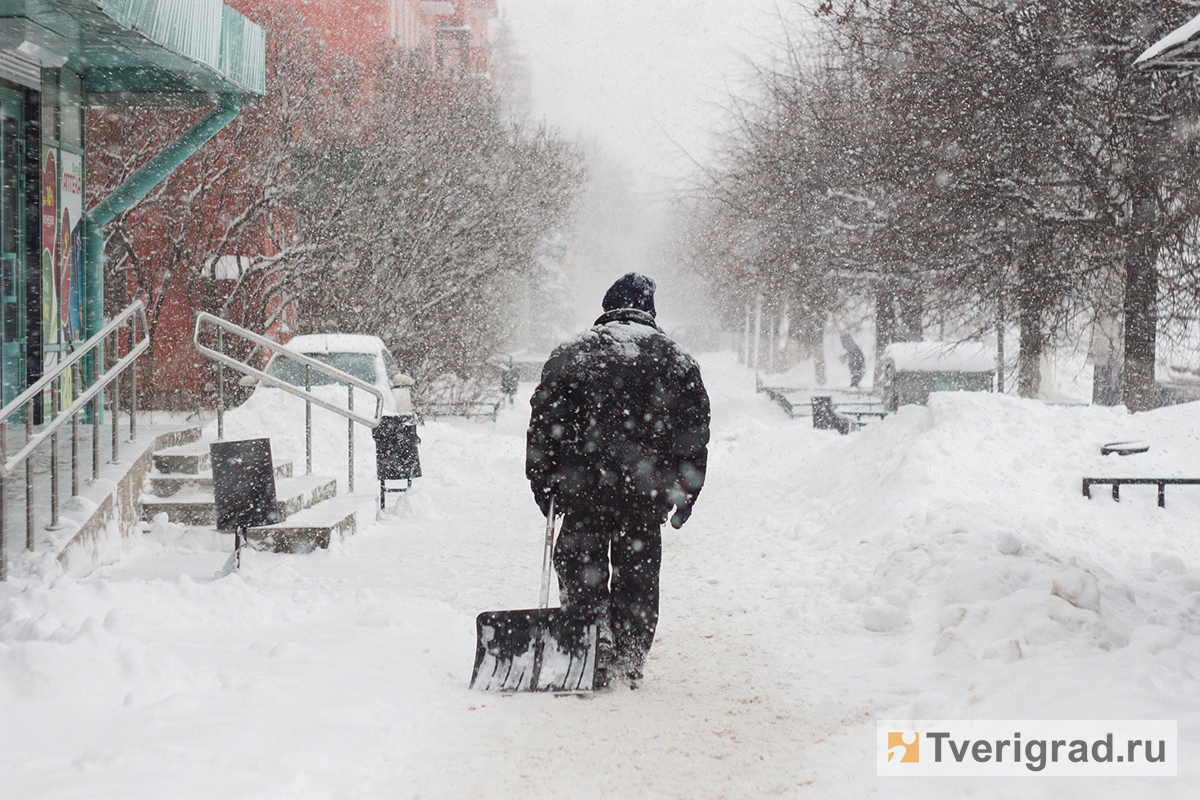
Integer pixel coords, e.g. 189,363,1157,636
49,381,60,530
217,328,224,441
1,424,6,581
72,367,80,498
306,365,312,475
92,391,100,480
347,385,354,493
129,317,137,442
0,302,150,564
25,401,33,550
111,346,120,464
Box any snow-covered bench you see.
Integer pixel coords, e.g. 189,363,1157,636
763,387,887,422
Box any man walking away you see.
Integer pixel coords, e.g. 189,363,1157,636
840,333,865,388
526,273,710,689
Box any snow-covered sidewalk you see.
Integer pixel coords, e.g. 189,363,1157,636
2,352,1198,798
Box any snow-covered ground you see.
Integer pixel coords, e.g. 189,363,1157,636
2,351,1198,798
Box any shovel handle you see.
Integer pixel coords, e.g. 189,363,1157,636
539,495,556,609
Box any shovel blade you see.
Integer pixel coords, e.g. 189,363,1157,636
470,609,598,693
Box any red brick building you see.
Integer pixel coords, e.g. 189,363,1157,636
229,0,498,77
122,0,498,403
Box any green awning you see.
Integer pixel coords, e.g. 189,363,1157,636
1,0,265,98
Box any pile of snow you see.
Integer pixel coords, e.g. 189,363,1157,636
1,350,1198,797
795,390,1200,662
881,340,995,373
713,386,1200,795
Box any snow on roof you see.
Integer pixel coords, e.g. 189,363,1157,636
1136,11,1200,69
284,333,387,354
882,341,995,373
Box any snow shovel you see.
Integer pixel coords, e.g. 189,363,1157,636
470,497,599,693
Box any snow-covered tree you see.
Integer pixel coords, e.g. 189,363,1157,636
688,0,1200,407
289,52,585,389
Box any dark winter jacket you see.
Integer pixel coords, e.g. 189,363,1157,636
526,308,710,521
841,334,865,379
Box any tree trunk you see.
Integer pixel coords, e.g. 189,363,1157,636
874,281,895,383
895,277,922,342
996,289,1005,394
752,295,763,371
741,304,751,365
813,335,826,385
1123,196,1159,412
1017,298,1043,398
1016,250,1044,399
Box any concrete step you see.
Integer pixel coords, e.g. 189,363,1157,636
148,460,294,497
141,475,338,526
245,495,364,554
152,441,212,475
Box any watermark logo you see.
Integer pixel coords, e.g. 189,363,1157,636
878,720,1176,777
887,731,919,763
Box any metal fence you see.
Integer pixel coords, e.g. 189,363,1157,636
0,301,150,581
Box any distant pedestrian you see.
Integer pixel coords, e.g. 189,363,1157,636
527,272,710,689
840,333,865,388
500,355,518,406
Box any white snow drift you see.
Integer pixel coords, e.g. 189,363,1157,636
1,351,1197,798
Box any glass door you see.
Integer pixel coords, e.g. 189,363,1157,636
0,88,26,407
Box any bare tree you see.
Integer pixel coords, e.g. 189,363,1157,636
289,53,586,389
87,10,358,404
814,0,1200,408
687,0,1200,408
88,14,584,407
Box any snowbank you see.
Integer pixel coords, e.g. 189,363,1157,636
718,386,1200,796
1,350,1197,797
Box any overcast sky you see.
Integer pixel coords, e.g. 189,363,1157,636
500,0,794,197
497,1,814,332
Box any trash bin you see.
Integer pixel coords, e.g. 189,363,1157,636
373,415,421,509
211,438,281,568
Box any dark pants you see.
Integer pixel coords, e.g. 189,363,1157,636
554,505,663,673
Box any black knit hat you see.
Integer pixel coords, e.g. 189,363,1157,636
602,272,656,317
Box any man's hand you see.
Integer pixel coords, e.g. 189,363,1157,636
670,503,692,529
534,485,553,516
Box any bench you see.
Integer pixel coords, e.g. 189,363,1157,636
1082,477,1200,508
763,387,888,423
840,409,889,421
423,398,503,422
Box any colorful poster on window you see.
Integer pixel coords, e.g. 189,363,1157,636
60,151,83,346
41,145,58,375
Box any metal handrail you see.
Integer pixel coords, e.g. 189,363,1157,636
193,313,384,428
0,303,149,476
0,302,146,448
192,312,386,493
1,300,150,580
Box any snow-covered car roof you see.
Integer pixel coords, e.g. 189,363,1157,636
882,341,995,373
283,333,388,355
1136,11,1200,69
